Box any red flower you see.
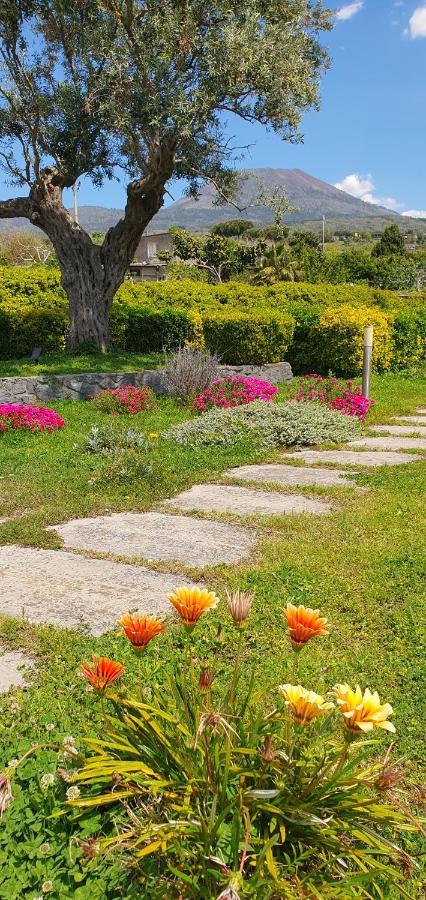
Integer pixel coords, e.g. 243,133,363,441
119,612,166,652
80,656,125,691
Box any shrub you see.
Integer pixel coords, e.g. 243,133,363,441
312,306,392,377
165,399,360,448
202,310,295,365
0,403,65,432
192,376,278,412
65,590,418,899
389,309,426,370
0,304,68,359
90,386,155,415
163,346,220,402
81,424,154,454
120,305,204,353
294,374,375,421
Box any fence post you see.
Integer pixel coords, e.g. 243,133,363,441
362,325,374,399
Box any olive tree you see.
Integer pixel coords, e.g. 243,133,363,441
0,0,331,350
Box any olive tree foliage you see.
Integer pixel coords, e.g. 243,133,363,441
0,0,331,349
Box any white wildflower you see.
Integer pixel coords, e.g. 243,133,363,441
66,785,80,801
40,773,55,790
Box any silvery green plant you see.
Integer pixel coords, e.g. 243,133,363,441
165,400,360,448
82,425,151,455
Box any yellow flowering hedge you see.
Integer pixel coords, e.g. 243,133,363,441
312,305,393,376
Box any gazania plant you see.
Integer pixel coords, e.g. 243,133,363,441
67,591,420,899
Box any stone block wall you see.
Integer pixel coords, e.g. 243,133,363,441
0,362,292,404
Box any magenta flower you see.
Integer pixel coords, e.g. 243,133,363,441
0,403,65,433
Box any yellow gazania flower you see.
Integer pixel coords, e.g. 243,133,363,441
149,432,159,440
279,683,334,726
334,684,396,734
168,586,219,629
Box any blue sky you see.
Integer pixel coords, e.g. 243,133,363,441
3,1,426,217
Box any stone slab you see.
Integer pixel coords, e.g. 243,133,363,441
0,650,32,692
416,408,426,414
348,437,426,451
164,484,332,517
369,425,426,436
224,463,360,488
284,450,421,467
393,416,426,425
49,512,255,567
0,545,197,634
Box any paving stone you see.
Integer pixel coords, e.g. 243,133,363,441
0,517,10,525
393,416,426,425
284,450,421,467
370,424,426,436
164,483,332,516
0,545,197,634
50,512,255,567
348,437,426,451
416,408,426,414
0,650,33,692
224,463,360,488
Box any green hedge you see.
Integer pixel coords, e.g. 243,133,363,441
202,310,295,365
0,267,424,373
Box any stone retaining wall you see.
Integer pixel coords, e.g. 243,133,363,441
0,361,292,404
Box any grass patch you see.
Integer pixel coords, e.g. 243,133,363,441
0,372,425,897
0,349,162,377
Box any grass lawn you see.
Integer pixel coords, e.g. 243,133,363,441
0,349,162,377
0,371,425,898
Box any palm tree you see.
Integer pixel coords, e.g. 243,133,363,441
251,243,301,285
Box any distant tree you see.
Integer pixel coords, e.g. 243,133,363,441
372,225,405,258
289,230,320,252
245,224,290,241
0,229,55,266
165,228,264,283
211,220,254,238
0,0,331,351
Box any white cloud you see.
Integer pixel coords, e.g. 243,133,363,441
402,209,426,218
336,2,363,21
408,5,426,37
334,173,400,210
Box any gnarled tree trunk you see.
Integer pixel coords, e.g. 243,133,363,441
0,142,175,352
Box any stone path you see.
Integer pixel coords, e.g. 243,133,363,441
164,484,332,517
371,424,426,436
0,545,196,634
0,650,33,693
49,511,255,567
0,404,424,640
394,416,426,425
283,449,422,467
348,436,426,451
224,463,361,488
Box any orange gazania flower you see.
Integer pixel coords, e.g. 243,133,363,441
168,586,219,629
284,603,329,649
80,656,125,691
119,612,166,653
334,684,396,734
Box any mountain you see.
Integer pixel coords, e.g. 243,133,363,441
1,169,424,235
147,168,405,233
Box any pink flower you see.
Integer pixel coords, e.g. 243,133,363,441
191,376,278,414
0,404,65,433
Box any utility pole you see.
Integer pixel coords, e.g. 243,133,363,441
72,181,79,225
322,215,326,252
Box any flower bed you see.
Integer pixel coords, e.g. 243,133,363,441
90,385,155,415
0,403,65,432
294,373,375,421
191,375,277,412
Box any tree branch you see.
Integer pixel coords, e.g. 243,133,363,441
0,197,31,219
